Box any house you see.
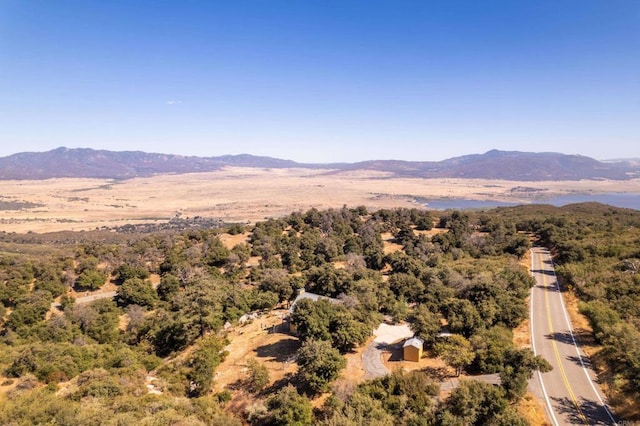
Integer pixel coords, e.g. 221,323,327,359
403,336,424,362
287,289,340,334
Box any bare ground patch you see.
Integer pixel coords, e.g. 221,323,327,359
213,310,298,394
518,392,552,426
381,232,403,254
219,232,250,250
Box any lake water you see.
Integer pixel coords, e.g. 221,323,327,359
423,193,640,211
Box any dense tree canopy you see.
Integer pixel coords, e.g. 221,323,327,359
1,203,636,423
296,339,346,393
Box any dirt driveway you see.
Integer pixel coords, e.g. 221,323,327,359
362,323,413,379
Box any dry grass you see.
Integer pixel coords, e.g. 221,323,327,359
517,392,552,426
218,232,250,250
213,309,375,418
381,232,403,254
513,318,531,349
2,168,639,233
213,310,298,394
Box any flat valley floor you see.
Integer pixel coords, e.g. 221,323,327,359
2,167,639,232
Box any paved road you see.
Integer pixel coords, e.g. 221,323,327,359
529,247,617,426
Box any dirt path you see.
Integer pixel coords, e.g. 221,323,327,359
439,374,501,391
362,342,389,379
362,323,414,379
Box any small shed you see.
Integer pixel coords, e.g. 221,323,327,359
403,337,424,362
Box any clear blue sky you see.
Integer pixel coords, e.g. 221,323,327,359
1,1,638,163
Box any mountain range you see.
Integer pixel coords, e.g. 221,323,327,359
0,147,638,181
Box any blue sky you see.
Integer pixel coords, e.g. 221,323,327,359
1,1,638,163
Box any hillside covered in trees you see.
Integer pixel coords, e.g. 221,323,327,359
0,203,638,424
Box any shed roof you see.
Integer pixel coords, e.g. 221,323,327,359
403,337,424,349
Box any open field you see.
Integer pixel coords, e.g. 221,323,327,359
2,167,639,233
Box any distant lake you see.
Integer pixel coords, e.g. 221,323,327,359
423,193,640,211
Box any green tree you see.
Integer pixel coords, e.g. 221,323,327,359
469,326,514,373
111,263,150,283
245,358,269,393
436,380,521,426
203,235,230,267
434,334,475,377
116,277,158,308
266,385,314,426
156,273,181,301
328,308,370,353
297,339,346,393
410,304,442,346
186,335,227,397
258,269,295,303
71,299,120,344
579,300,622,343
355,369,440,421
6,290,52,335
291,299,368,353
321,392,394,426
389,272,424,303
304,264,353,298
445,298,483,337
175,279,225,338
75,269,107,291
500,348,552,401
33,264,66,298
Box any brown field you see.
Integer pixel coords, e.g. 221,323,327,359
2,167,639,233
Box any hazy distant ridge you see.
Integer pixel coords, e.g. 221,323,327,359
0,147,637,181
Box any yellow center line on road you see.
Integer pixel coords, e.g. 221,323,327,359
538,253,588,425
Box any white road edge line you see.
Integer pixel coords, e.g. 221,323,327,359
546,254,618,426
530,248,560,426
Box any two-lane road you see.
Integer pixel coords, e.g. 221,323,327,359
529,247,617,426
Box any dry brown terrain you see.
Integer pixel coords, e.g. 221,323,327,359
2,167,639,233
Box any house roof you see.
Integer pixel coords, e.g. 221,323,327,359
403,337,424,349
289,290,340,313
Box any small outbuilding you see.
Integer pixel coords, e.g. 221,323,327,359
403,336,424,362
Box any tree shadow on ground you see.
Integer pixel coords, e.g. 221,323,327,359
566,354,595,372
531,269,557,277
386,343,404,362
551,395,613,425
259,372,300,397
421,366,450,381
545,331,576,345
255,337,300,363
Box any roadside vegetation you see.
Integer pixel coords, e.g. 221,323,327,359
495,203,640,419
0,203,636,424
